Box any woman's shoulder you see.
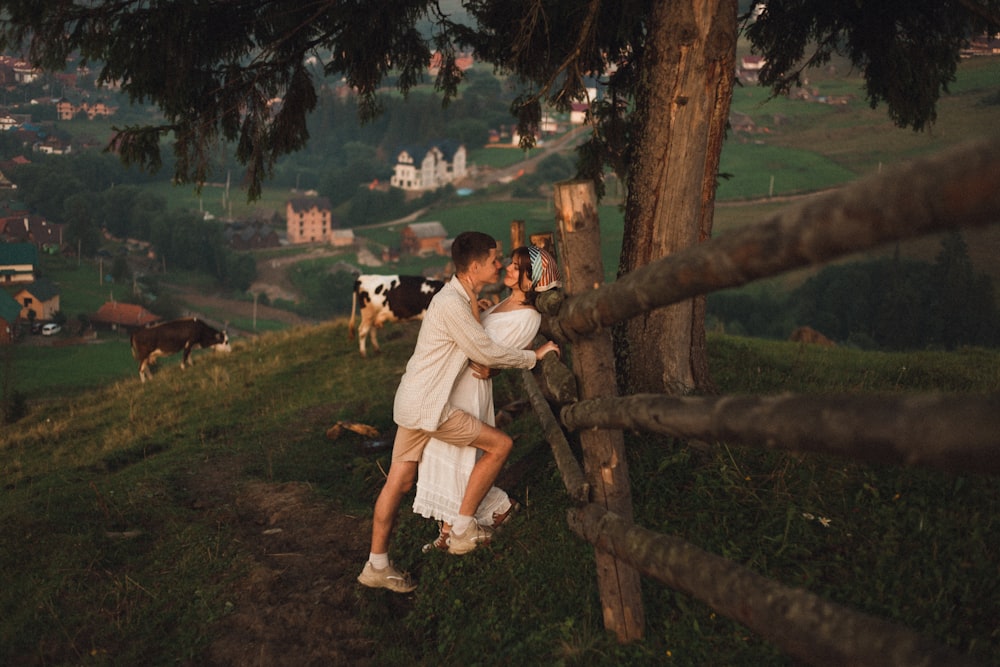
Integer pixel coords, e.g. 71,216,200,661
489,295,534,314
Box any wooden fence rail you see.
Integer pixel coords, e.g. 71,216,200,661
561,393,1000,475
565,503,978,667
522,136,1000,665
547,137,1000,343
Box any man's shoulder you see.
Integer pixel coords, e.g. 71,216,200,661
429,279,463,307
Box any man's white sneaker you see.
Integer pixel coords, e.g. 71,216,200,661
447,521,493,555
357,561,417,593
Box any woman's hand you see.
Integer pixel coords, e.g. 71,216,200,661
469,360,497,379
534,340,560,360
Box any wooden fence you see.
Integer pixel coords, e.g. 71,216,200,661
521,136,1000,666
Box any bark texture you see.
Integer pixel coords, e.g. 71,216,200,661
617,0,737,396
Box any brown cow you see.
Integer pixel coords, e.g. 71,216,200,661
130,317,231,381
789,326,836,347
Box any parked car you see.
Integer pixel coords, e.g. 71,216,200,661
41,323,61,336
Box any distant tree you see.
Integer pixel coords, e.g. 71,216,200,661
789,246,999,351
129,191,168,240
448,118,490,149
707,288,792,339
9,159,84,219
148,209,225,275
62,192,103,256
870,258,936,350
345,187,407,227
110,255,131,284
221,252,257,292
2,0,996,393
100,185,143,238
931,232,999,348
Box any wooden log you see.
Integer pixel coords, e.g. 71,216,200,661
532,338,578,405
510,219,525,250
567,504,981,667
555,180,645,642
561,393,1000,475
519,367,590,504
544,137,1000,341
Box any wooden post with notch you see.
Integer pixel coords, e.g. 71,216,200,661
510,220,525,250
554,179,645,641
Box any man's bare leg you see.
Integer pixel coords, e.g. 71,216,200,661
369,460,418,554
458,423,512,517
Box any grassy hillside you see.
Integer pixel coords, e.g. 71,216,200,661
2,325,998,665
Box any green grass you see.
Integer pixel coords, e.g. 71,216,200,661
717,143,857,200
1,339,136,399
2,325,998,665
37,257,133,317
468,145,535,168
131,179,292,220
726,54,1000,181
5,57,997,663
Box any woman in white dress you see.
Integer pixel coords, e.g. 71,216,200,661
412,245,561,551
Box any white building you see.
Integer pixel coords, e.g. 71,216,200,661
390,142,467,192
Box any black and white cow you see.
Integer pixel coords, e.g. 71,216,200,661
349,274,444,357
131,317,231,382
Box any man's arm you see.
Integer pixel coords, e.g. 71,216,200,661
439,291,543,369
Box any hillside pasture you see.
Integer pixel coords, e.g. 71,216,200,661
2,323,998,665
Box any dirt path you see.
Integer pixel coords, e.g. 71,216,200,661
168,252,332,334
196,475,378,666
168,286,315,338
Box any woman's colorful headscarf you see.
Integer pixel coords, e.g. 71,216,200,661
527,246,561,292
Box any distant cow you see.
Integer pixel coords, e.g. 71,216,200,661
789,325,836,347
131,317,231,382
349,274,444,357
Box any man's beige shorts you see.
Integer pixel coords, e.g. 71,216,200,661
392,410,483,462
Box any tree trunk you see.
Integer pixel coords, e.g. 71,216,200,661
617,0,736,396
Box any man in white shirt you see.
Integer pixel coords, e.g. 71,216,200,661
358,231,559,593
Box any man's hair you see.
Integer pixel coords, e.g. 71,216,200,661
451,231,497,273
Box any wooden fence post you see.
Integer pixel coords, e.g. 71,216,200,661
554,179,645,642
510,220,525,250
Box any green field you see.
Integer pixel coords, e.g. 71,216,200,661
5,40,998,667
1,338,135,398
2,322,998,665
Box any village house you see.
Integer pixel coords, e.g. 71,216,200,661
11,60,40,84
739,55,766,83
427,51,475,76
13,276,60,322
0,289,21,343
224,222,281,250
0,215,67,252
569,102,590,125
510,113,560,146
0,241,37,285
962,32,1000,57
56,98,117,121
390,141,467,192
90,301,161,332
285,195,338,244
34,135,72,155
400,221,448,256
329,228,356,248
0,168,16,190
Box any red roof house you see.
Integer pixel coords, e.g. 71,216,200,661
91,301,161,331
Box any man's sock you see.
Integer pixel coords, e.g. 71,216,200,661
369,552,389,569
452,515,475,535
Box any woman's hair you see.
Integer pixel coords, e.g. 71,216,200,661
451,231,498,273
511,245,561,307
